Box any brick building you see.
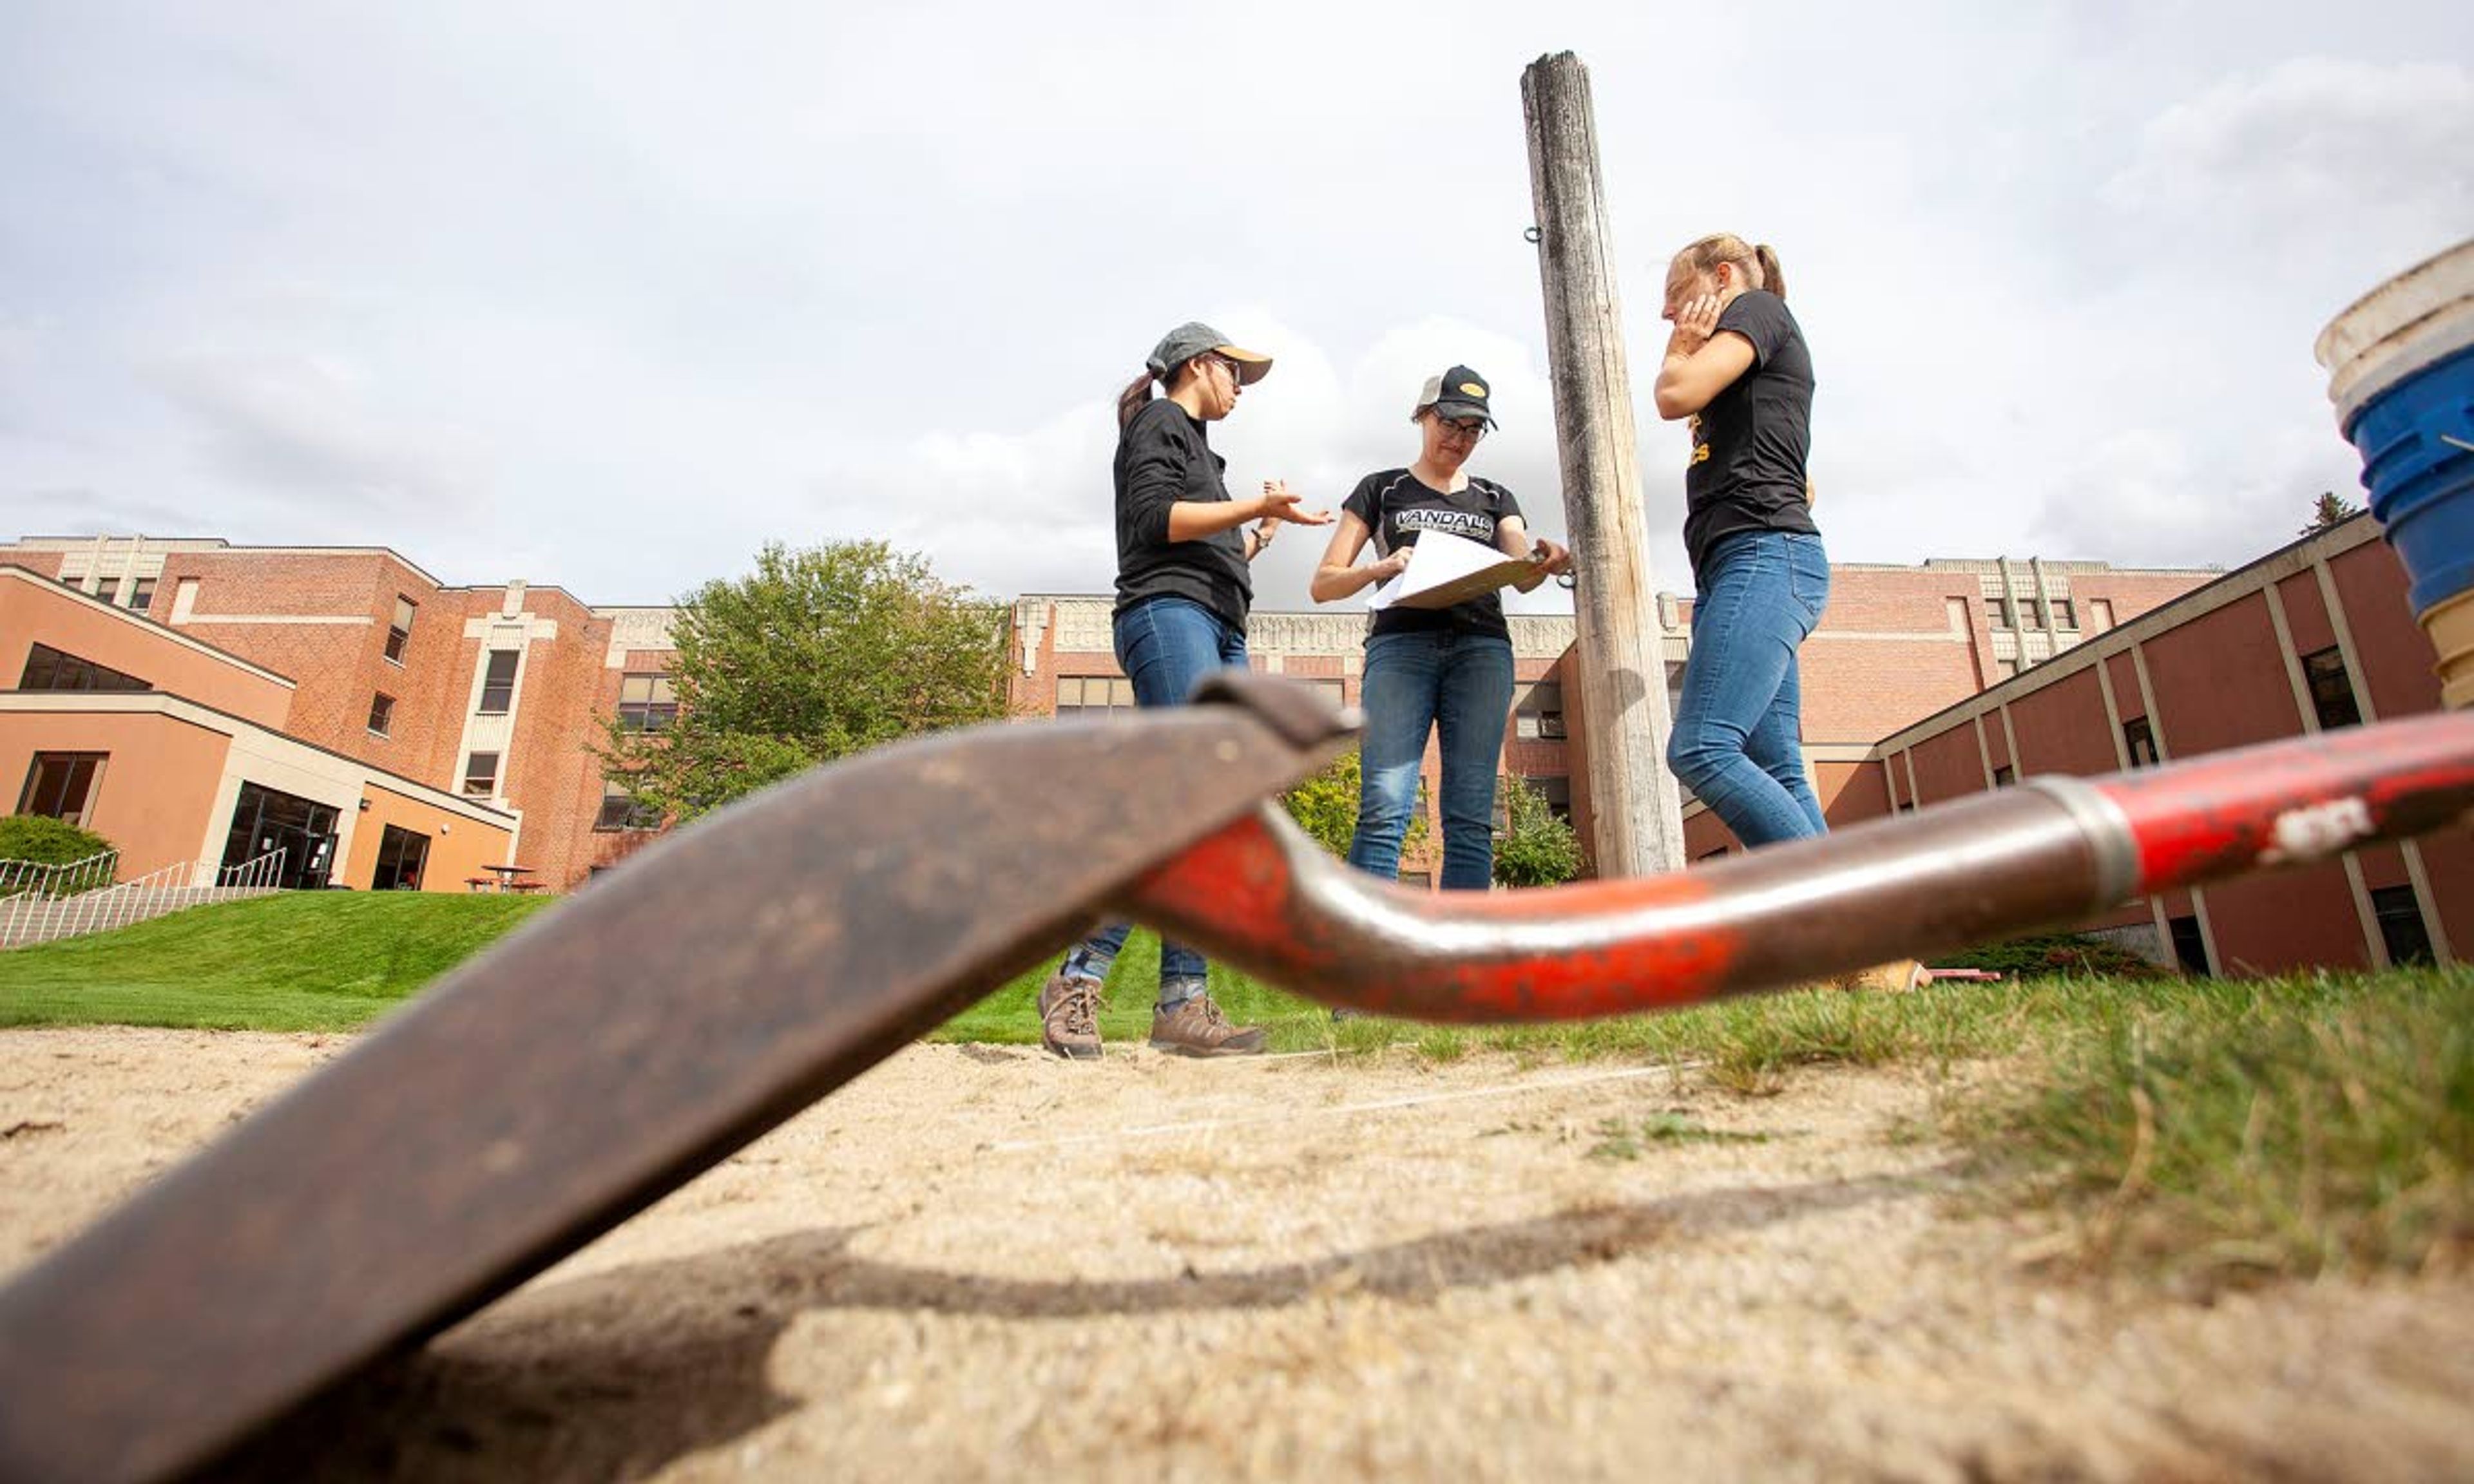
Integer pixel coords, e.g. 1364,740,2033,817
0,537,679,891
1006,555,2213,882
7,527,2455,975
1777,518,2469,975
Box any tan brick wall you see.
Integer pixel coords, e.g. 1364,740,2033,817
155,550,455,779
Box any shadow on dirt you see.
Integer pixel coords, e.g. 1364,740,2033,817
200,1170,1930,1481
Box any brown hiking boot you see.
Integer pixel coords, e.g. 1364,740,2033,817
1149,993,1267,1058
1038,973,1104,1060
1837,959,1931,993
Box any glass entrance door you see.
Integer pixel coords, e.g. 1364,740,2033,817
222,783,342,889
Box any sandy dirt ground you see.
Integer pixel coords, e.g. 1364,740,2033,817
4,1026,2472,1483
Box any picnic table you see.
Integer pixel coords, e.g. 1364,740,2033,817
470,864,545,894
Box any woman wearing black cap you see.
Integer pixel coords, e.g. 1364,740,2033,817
1309,366,1571,895
1036,321,1332,1061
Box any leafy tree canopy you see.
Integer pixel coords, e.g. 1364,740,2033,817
599,540,1009,824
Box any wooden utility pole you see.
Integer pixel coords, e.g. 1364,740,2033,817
1521,51,1685,877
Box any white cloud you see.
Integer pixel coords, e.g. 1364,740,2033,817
2105,58,2472,246
4,6,2469,611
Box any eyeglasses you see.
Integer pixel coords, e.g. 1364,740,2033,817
1431,414,1487,441
1208,354,1245,383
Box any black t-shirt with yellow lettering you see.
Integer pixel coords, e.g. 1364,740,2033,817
1340,470,1524,640
1682,289,1819,587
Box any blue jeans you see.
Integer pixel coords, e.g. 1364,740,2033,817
1057,596,1247,1007
1667,531,1830,849
1347,630,1515,891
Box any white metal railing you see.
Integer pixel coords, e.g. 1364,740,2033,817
0,848,120,900
0,848,291,950
216,846,287,891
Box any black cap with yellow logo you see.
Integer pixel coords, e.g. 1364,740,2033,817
1412,365,1495,428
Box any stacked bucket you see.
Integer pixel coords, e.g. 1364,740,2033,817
2317,239,2474,710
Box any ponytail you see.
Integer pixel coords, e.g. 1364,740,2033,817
1115,372,1155,431
1674,232,1784,302
1753,243,1785,301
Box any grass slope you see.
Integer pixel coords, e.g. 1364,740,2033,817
0,893,551,1031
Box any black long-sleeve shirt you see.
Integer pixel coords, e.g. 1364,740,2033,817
1112,398,1251,631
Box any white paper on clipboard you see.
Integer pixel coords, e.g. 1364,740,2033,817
1366,529,1542,611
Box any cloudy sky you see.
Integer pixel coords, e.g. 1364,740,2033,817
2,2,2466,612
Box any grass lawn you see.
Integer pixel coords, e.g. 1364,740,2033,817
5,893,2466,1283
0,892,552,1031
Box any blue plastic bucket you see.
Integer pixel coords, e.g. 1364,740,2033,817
2342,341,2474,615
2317,240,2474,707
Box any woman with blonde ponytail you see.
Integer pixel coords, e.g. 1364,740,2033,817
1649,233,1832,851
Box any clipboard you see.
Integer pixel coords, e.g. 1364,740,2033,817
1366,529,1546,611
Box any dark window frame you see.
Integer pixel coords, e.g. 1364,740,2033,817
384,596,416,665
367,692,395,737
462,752,500,797
126,576,157,613
616,672,680,733
477,651,520,715
372,824,430,891
594,779,662,832
2370,884,2434,967
1519,680,1566,740
2301,646,2362,731
2168,914,2210,976
2123,716,2158,768
17,752,107,827
19,642,148,693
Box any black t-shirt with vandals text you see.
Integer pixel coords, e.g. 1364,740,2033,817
1340,469,1525,640
1682,289,1819,587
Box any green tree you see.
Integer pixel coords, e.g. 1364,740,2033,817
2301,490,2363,536
597,540,1009,824
1280,749,1429,863
1491,774,1582,888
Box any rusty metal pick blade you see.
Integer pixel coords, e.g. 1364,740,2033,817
0,674,1347,1484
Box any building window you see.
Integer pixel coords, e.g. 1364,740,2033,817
368,692,395,737
2301,646,2361,731
1516,680,1566,739
617,673,680,732
17,752,106,828
595,779,662,832
1995,657,2020,679
2019,598,2046,629
1985,596,2013,628
477,651,520,714
2370,885,2434,967
1523,774,1573,822
19,642,148,692
2168,914,2210,976
1397,870,1433,889
2122,716,2158,768
2050,598,2076,630
126,577,157,612
371,825,430,891
1055,676,1137,717
385,596,416,664
1991,764,2015,787
463,752,500,797
2087,599,2115,632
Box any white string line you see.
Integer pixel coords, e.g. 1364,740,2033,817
987,1061,1705,1153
